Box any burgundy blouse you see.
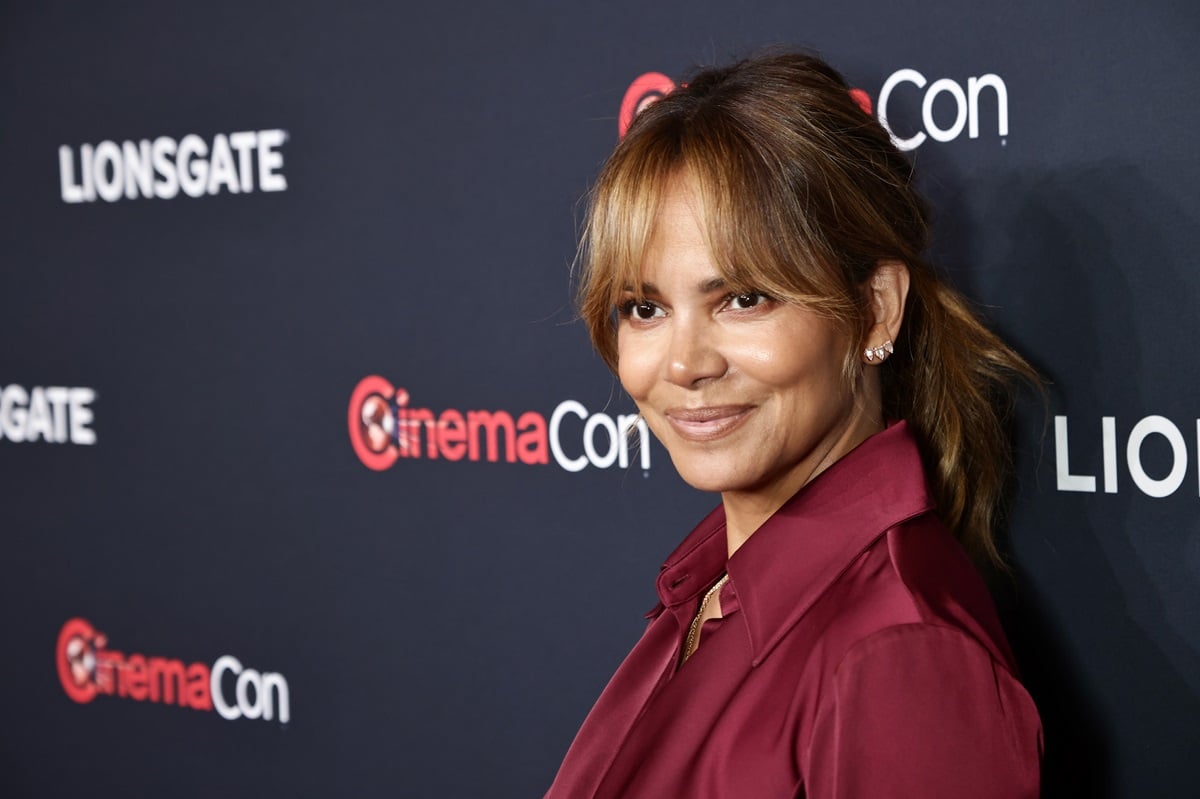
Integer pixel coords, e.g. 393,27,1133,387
546,422,1042,798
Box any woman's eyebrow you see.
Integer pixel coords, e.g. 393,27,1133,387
621,281,660,294
620,277,728,294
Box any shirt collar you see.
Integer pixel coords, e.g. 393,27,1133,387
654,421,934,666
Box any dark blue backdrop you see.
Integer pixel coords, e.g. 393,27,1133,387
2,1,1198,796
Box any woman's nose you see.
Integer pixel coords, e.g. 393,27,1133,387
666,317,727,387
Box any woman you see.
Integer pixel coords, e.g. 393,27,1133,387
546,53,1043,798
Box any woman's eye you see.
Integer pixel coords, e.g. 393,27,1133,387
728,292,770,310
620,300,663,321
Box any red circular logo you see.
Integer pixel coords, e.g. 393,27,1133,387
57,617,99,704
619,72,677,139
348,376,399,471
849,88,873,115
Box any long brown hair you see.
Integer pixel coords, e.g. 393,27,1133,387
577,52,1037,568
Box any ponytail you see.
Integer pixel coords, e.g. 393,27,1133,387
884,271,1040,568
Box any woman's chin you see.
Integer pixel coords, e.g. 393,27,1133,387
670,460,750,495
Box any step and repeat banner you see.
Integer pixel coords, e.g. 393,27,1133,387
2,1,1197,796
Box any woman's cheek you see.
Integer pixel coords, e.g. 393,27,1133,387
617,362,650,403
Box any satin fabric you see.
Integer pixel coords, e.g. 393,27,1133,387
546,422,1042,798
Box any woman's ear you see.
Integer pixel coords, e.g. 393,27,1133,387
862,260,910,364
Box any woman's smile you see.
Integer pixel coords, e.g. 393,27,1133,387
663,405,755,441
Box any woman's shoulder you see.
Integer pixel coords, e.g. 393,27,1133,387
804,619,1042,799
880,512,1017,662
793,511,1016,676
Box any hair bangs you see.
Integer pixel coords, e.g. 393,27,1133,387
578,125,685,367
677,124,845,317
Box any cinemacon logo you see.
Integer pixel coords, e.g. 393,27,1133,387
1056,415,1200,497
348,376,651,473
58,129,288,203
57,618,290,724
619,68,1008,151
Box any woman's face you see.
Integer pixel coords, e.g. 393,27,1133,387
616,177,877,508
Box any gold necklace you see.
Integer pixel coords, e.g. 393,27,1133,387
682,574,729,662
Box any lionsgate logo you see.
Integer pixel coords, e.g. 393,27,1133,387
618,67,1008,152
57,617,291,724
58,129,288,203
0,384,96,445
348,375,651,473
1056,415,1200,498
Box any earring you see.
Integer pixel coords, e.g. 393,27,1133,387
864,339,894,363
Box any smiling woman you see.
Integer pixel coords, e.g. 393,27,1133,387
546,52,1043,798
615,173,905,555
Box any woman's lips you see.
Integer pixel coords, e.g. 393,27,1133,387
664,405,754,441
